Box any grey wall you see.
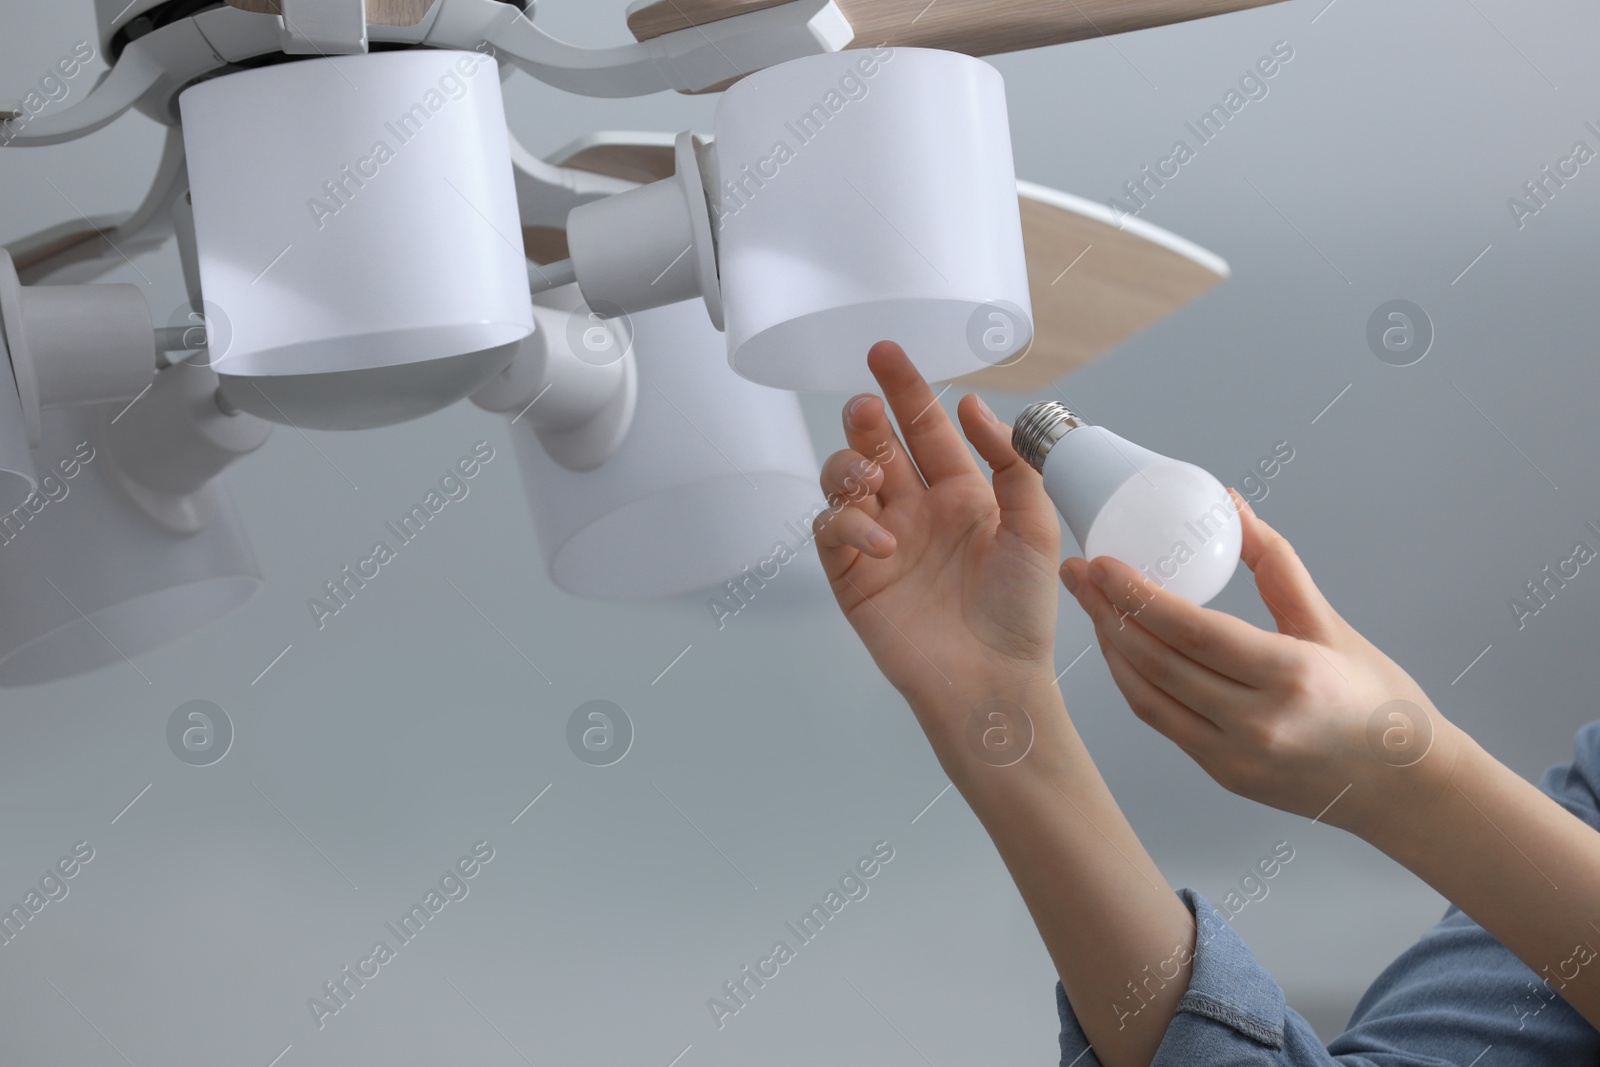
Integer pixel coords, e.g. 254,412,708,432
2,0,1598,1062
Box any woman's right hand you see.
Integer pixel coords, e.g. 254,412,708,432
1060,492,1467,840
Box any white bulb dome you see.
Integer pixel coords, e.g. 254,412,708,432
1083,459,1241,606
1015,404,1241,606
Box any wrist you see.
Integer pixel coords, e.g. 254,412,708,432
907,665,1057,729
1345,710,1476,848
910,673,1079,786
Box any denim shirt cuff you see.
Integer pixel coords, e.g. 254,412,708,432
1057,888,1287,1066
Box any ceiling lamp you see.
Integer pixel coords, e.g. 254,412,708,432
0,361,271,686
491,292,819,599
179,48,534,430
564,47,1032,393
534,142,1233,395
0,0,1274,682
0,249,156,512
714,48,1029,392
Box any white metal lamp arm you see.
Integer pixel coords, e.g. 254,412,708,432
470,285,638,473
6,127,188,287
508,132,637,228
0,17,221,147
0,0,850,149
427,0,852,98
0,251,156,446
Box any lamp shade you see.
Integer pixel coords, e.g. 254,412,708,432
514,296,821,599
712,47,1032,393
180,50,534,430
0,405,261,687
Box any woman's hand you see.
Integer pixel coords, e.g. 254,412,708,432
813,342,1062,725
821,345,1213,1067
1060,491,1466,839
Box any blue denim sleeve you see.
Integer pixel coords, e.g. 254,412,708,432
1056,722,1600,1066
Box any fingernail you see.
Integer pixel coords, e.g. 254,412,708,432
1088,561,1109,588
1061,564,1080,595
865,525,891,548
974,395,996,423
847,395,873,429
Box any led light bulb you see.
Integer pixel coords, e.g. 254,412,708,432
1013,401,1241,605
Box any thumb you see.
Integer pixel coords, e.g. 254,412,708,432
957,393,1060,549
1230,490,1340,644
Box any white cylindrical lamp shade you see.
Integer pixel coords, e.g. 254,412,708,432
0,405,261,686
180,50,534,430
514,296,821,599
712,47,1032,393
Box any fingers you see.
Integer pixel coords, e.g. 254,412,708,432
1230,489,1338,644
841,393,923,502
1067,555,1296,688
1098,636,1221,754
956,393,1061,550
866,341,981,486
1061,557,1249,720
812,449,897,577
812,502,896,563
819,448,886,522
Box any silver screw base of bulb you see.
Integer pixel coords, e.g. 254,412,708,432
1012,401,1088,473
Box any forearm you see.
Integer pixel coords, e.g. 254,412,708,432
913,679,1194,1067
1362,722,1600,1029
